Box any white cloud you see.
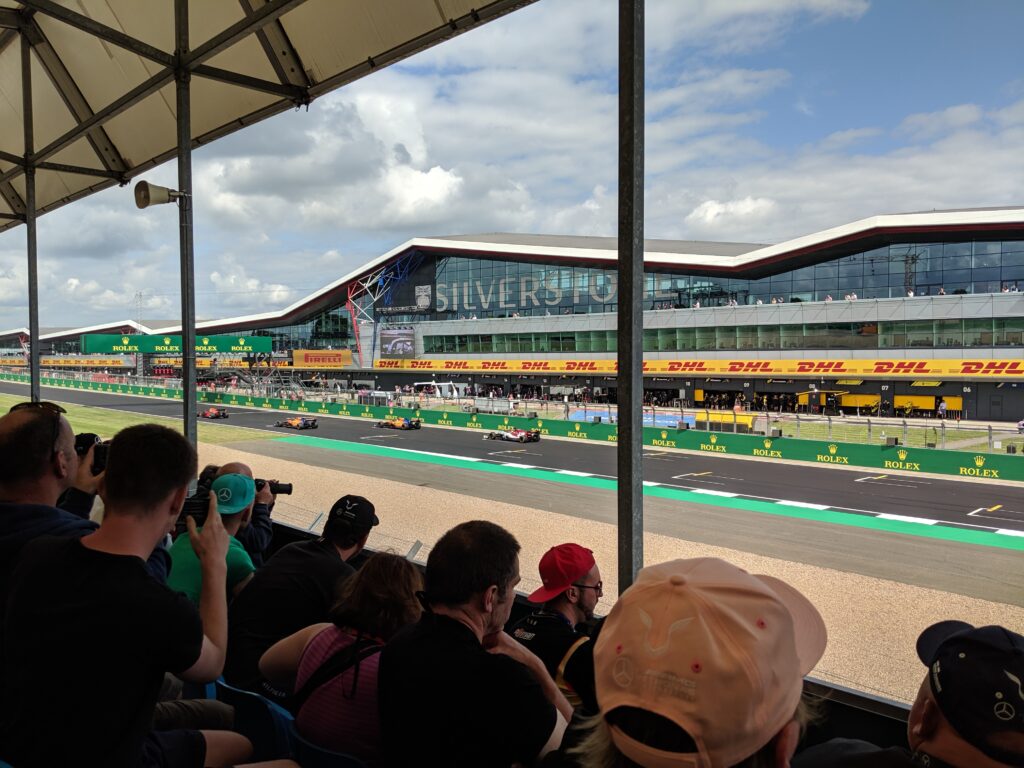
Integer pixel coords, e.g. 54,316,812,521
898,104,983,140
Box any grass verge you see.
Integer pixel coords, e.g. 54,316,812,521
0,393,275,445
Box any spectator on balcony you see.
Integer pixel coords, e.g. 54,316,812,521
938,286,947,295
379,520,573,767
511,544,602,713
167,473,257,605
553,558,826,768
0,424,297,768
825,294,833,302
259,552,421,764
225,495,378,701
0,402,169,600
794,622,1024,768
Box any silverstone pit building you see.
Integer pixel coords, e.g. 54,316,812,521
4,208,1024,421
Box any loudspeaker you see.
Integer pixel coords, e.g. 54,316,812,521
134,181,179,208
770,428,782,438
885,437,899,446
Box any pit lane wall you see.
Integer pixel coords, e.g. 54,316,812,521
3,372,1019,482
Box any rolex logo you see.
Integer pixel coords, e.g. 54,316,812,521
471,414,477,421
828,444,838,455
238,337,245,345
121,336,130,344
202,337,210,345
503,417,509,425
442,412,448,418
163,337,171,345
661,430,668,440
537,420,544,427
974,455,985,468
710,434,718,444
763,439,772,449
574,423,581,431
897,449,908,461
388,408,393,414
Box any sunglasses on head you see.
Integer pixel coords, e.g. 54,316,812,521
9,401,67,452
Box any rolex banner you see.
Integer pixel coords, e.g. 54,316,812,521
80,334,272,354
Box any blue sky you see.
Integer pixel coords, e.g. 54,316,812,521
1,0,1023,328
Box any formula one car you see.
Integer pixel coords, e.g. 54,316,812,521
275,415,318,430
198,406,228,419
484,428,541,443
377,416,422,430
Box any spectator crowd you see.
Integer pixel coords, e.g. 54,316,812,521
0,400,1021,767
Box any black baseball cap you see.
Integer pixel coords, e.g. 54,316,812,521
322,495,379,540
916,620,1024,765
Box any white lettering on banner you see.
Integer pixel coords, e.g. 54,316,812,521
543,275,561,306
520,276,540,307
463,283,475,311
498,277,514,309
475,280,494,310
436,284,448,312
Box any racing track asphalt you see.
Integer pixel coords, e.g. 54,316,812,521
5,380,1021,533
5,380,1023,606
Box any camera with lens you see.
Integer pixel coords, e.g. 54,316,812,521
174,464,291,536
74,432,110,475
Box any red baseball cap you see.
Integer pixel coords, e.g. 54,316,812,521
527,543,596,603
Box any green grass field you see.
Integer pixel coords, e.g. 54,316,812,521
0,393,276,445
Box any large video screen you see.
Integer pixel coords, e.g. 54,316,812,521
379,327,415,358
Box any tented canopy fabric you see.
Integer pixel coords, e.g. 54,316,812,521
0,0,534,231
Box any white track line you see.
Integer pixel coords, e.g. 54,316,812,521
996,529,1024,537
877,513,938,525
556,470,593,477
778,500,831,510
501,462,537,469
692,489,739,497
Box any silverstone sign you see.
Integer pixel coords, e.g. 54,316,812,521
81,334,272,354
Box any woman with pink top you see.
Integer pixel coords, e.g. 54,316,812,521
259,552,423,764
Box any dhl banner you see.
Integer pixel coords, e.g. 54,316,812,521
3,357,129,368
292,350,354,369
374,358,1024,379
150,357,291,368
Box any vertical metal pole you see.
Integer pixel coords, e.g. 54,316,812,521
617,0,644,592
22,34,40,403
175,0,197,448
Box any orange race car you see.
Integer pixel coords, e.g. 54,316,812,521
376,416,422,430
275,415,318,430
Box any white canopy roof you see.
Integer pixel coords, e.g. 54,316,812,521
0,0,534,232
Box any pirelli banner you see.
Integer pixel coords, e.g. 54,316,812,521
374,358,1024,380
292,350,354,369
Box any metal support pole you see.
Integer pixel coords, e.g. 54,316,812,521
23,33,40,403
175,0,198,448
616,0,644,593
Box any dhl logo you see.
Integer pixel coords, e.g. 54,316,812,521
481,361,509,370
521,361,552,370
377,360,401,368
728,361,775,373
410,361,434,368
565,361,598,371
444,361,469,369
795,361,849,374
872,361,931,374
663,361,709,372
959,361,1024,375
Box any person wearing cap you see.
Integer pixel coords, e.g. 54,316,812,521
224,494,379,702
167,473,257,605
379,520,574,767
553,557,826,768
794,621,1024,768
511,543,603,713
213,462,277,568
0,424,304,768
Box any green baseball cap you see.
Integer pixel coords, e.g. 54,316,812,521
210,473,256,515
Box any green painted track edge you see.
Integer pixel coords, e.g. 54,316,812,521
275,434,1023,552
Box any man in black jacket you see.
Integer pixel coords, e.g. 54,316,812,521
0,401,169,606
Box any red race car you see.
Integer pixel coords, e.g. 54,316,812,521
198,406,228,419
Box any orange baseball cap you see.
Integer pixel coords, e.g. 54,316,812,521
593,558,827,767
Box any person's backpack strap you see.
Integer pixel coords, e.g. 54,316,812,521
292,635,383,714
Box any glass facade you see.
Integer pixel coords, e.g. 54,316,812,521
424,317,1024,354
379,239,1024,322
